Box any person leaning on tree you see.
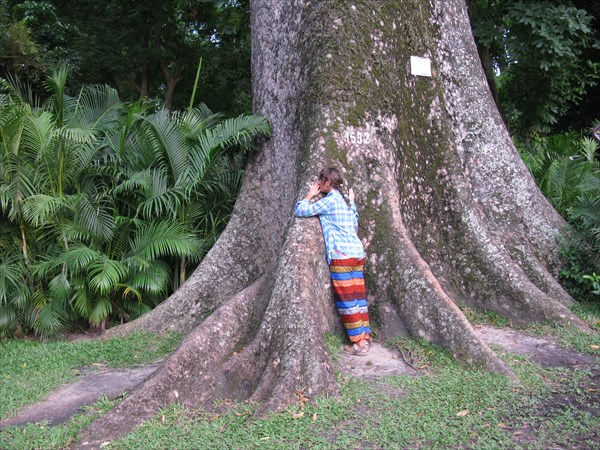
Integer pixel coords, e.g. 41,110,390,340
295,167,371,356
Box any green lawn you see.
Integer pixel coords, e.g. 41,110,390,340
0,332,182,419
1,307,598,449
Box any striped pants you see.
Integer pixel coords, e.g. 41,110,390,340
329,257,370,343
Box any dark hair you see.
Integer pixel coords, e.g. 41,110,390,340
319,167,351,207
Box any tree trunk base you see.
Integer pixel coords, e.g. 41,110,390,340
72,0,591,446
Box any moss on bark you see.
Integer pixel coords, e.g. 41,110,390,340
74,1,588,447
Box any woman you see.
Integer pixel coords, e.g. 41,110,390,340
295,167,371,356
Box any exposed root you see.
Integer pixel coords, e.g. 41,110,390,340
391,225,515,378
75,275,272,449
448,203,586,329
249,220,341,413
506,246,575,307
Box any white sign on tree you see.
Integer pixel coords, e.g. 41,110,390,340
410,56,432,77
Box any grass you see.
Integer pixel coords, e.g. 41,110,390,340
109,337,597,449
0,397,119,450
0,331,182,419
0,305,598,449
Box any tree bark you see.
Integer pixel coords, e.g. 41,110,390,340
135,59,149,99
75,0,587,447
159,57,179,110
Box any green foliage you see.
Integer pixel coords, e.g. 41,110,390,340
583,273,600,295
0,1,76,89
519,131,598,215
1,0,252,114
519,127,600,301
470,0,600,137
0,68,271,337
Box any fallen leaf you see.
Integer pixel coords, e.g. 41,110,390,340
292,412,304,419
591,345,599,350
456,410,469,417
497,422,508,428
296,390,309,409
588,388,597,393
312,413,318,422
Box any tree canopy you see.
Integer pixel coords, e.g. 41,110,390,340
1,0,252,114
468,0,600,137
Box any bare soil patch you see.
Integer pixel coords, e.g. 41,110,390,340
474,325,598,368
0,364,160,428
506,367,600,449
337,342,418,379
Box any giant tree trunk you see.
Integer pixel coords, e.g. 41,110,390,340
75,0,586,447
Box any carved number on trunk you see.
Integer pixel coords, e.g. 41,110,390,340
345,130,370,145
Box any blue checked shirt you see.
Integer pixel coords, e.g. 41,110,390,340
295,189,365,264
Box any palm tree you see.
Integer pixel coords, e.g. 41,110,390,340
108,103,271,289
0,67,271,337
0,67,126,336
520,130,600,300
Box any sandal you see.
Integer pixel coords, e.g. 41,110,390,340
343,343,369,356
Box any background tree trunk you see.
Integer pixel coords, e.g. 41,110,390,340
75,0,586,447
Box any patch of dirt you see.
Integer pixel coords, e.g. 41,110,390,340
507,367,600,449
337,342,418,379
0,364,160,428
474,325,598,368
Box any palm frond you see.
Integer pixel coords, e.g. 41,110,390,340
88,257,129,295
2,73,40,108
141,109,187,183
29,289,67,338
189,114,270,188
73,195,115,241
0,304,18,335
89,298,112,327
127,261,170,296
70,277,93,317
62,244,103,272
66,84,123,132
113,168,157,195
183,104,223,138
0,256,28,304
48,273,71,303
22,194,76,227
43,65,69,124
21,111,55,157
129,220,196,261
578,137,600,164
136,188,183,220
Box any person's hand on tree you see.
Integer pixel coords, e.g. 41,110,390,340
304,180,321,200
